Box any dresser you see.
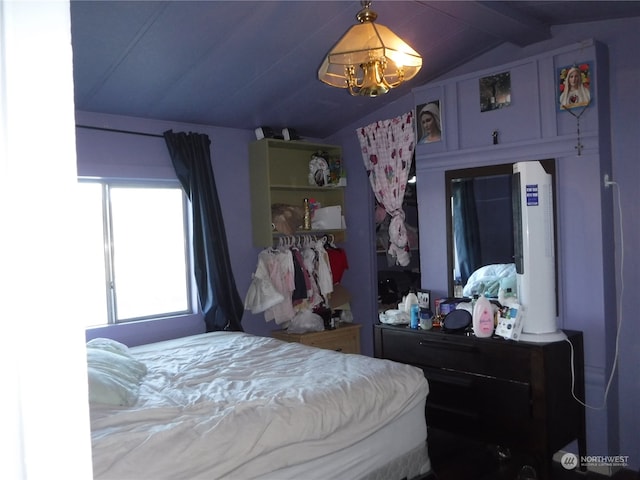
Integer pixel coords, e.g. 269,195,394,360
374,324,586,479
272,323,361,354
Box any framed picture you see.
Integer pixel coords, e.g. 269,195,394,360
479,71,511,112
416,289,431,310
557,62,592,111
416,100,442,144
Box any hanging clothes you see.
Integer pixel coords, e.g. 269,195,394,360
326,245,349,284
290,248,310,302
243,256,284,314
301,243,324,308
263,248,296,324
313,239,333,297
245,235,340,326
244,248,295,325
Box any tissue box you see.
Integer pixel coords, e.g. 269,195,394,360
312,205,342,230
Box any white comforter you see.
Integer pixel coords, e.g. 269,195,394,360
91,332,429,480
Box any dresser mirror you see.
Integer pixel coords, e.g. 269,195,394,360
445,160,556,297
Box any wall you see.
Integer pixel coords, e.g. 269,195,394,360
328,19,639,471
77,111,266,345
415,36,618,463
77,112,336,346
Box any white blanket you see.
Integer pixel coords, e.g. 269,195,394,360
91,332,429,480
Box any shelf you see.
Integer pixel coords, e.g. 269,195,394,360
249,138,346,247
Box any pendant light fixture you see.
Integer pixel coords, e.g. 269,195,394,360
318,1,422,97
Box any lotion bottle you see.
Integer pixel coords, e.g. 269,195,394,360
472,294,494,338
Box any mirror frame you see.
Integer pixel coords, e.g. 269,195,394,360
444,160,557,299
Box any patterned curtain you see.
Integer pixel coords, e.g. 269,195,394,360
357,111,416,266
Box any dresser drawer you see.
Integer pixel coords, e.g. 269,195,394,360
375,324,586,478
379,327,531,382
424,366,531,420
307,333,359,353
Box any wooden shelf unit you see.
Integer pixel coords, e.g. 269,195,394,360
249,138,345,247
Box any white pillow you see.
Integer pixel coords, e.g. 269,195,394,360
87,337,130,355
87,364,139,407
86,344,147,406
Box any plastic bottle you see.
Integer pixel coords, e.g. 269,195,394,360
410,303,420,329
472,294,494,338
498,287,517,306
404,289,419,313
454,278,464,298
471,294,479,310
498,288,507,305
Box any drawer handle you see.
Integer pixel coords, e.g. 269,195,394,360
428,402,479,419
418,340,477,353
335,348,343,352
425,369,474,387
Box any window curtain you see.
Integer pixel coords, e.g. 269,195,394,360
452,179,481,284
357,112,416,266
163,130,243,332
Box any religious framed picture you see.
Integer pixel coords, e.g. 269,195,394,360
416,289,431,311
479,71,511,112
416,100,442,144
557,62,592,111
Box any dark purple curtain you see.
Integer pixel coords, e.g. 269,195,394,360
452,179,481,285
164,130,243,332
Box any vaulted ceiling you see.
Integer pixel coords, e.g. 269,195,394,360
70,1,640,138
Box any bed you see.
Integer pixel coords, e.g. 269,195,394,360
87,331,432,480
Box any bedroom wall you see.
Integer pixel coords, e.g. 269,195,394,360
327,17,639,472
77,17,639,471
78,111,331,345
414,37,620,465
77,111,262,345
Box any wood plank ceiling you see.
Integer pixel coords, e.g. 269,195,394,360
70,1,640,138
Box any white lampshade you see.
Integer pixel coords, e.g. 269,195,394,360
318,1,422,96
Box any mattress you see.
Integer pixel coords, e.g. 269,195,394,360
264,397,431,480
90,331,430,479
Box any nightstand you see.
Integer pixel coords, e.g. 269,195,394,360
271,323,361,354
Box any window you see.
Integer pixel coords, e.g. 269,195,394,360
77,180,193,327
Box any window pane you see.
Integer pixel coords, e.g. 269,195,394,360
76,183,109,327
110,187,189,320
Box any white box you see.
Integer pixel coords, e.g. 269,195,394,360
312,205,342,230
495,303,525,340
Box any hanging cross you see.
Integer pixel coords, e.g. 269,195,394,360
563,104,588,156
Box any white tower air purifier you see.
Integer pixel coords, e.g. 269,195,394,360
512,161,566,343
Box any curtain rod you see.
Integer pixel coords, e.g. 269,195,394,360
76,124,164,138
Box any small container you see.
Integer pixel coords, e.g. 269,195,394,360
419,308,433,330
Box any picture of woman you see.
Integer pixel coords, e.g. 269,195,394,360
559,65,591,109
417,101,441,143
